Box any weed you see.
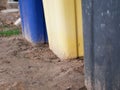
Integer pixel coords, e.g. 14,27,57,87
0,29,21,37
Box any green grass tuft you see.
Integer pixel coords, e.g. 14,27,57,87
0,29,21,37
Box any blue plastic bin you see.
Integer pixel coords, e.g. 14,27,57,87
19,0,48,44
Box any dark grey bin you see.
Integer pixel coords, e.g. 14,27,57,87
82,0,120,90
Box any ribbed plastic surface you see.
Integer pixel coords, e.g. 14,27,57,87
76,0,84,57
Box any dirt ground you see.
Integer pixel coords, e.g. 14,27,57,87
0,36,86,90
0,11,20,31
0,9,86,90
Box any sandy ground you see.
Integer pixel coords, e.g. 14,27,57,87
0,35,86,90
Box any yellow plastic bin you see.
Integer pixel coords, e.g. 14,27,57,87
76,0,84,58
42,0,84,59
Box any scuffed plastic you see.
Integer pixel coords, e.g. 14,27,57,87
19,0,48,44
82,0,120,90
43,0,84,59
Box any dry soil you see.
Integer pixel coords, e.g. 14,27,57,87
0,36,86,90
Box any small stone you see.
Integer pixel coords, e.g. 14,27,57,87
66,86,72,90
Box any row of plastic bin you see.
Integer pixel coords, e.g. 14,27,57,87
19,0,84,59
19,0,120,90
